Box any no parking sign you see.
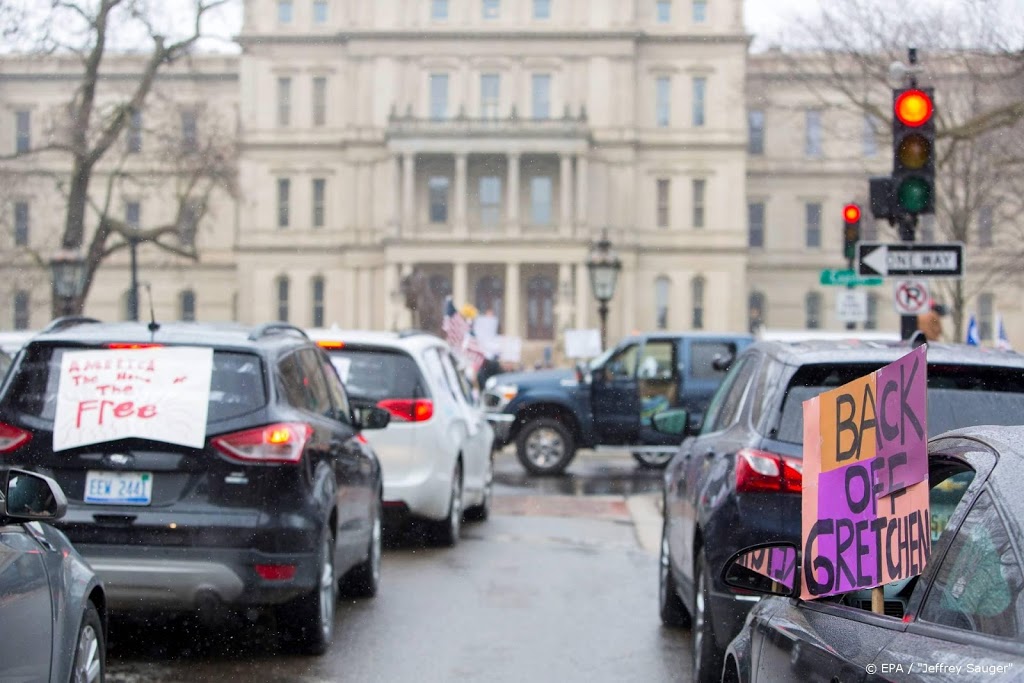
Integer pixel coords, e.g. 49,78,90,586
893,279,930,315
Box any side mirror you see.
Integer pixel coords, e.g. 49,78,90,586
359,405,392,431
711,353,735,372
651,408,691,437
721,543,799,598
3,469,67,521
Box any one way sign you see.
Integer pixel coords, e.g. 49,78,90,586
857,242,965,279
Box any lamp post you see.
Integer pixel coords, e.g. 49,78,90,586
49,248,87,318
585,229,622,351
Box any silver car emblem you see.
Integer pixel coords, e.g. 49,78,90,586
107,453,132,466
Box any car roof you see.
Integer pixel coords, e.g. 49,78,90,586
24,320,312,353
619,331,754,344
752,339,1024,369
306,327,446,352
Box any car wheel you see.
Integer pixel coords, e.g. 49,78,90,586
659,524,691,628
693,548,724,683
71,602,105,683
430,460,463,547
282,530,336,655
342,495,382,598
515,417,576,475
464,452,493,522
633,450,674,469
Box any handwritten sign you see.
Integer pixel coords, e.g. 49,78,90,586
801,345,930,600
737,546,797,591
53,347,214,451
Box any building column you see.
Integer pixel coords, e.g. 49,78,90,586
505,262,521,338
621,261,637,340
384,262,400,331
574,263,589,330
455,153,468,236
560,153,574,237
557,262,573,335
453,261,468,308
392,155,402,238
507,152,520,236
358,267,373,328
575,154,588,237
402,153,415,233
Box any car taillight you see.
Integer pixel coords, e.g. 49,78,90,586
106,343,164,349
255,564,296,580
377,399,433,422
0,422,31,453
735,448,802,494
317,340,344,349
211,422,312,464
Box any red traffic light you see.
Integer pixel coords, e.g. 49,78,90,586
843,204,861,223
894,89,934,127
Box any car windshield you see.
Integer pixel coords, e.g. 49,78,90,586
325,348,428,402
776,363,1024,444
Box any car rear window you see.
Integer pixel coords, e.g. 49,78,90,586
775,363,1024,445
325,348,427,402
5,344,267,423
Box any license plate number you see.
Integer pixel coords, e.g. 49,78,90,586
84,471,153,505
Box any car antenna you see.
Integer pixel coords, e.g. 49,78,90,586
143,283,160,333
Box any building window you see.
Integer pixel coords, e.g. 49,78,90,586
13,290,29,330
748,201,764,248
692,179,706,229
527,276,555,340
430,73,449,120
979,292,994,340
533,0,551,19
276,277,290,322
748,109,764,155
181,109,198,153
692,0,706,23
179,201,199,246
180,290,196,322
312,277,325,327
805,202,821,248
656,179,670,228
278,0,293,23
432,0,448,19
656,0,671,23
480,176,502,228
127,110,142,153
530,176,552,225
863,114,879,157
748,291,765,333
313,0,328,23
15,110,30,153
312,76,327,127
277,77,291,127
692,77,706,127
125,201,141,230
805,109,822,158
312,178,326,228
655,276,671,330
691,276,705,329
481,73,500,119
532,74,551,120
277,178,290,228
979,206,994,247
14,201,29,247
429,176,450,223
865,293,878,330
805,291,822,329
656,76,671,127
483,0,500,19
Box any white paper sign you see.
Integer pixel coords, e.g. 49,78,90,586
564,329,602,359
53,347,214,451
329,356,352,383
496,335,522,363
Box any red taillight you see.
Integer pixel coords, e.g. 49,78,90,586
735,448,802,494
106,343,164,349
0,422,31,453
377,399,433,423
317,340,345,349
211,422,312,464
255,564,296,580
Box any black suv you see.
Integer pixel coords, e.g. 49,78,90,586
656,339,1024,683
0,318,388,654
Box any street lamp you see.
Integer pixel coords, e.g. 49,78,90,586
586,230,622,351
49,248,87,317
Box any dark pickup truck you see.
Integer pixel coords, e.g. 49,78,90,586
482,332,752,475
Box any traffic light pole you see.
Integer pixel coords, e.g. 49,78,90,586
898,213,918,340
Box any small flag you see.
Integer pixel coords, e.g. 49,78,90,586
966,314,980,346
997,314,1012,351
441,296,485,371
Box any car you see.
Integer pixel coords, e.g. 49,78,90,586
655,339,1024,683
0,318,388,655
720,425,1024,682
1,467,107,682
306,328,494,546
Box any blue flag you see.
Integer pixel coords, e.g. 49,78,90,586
966,314,980,346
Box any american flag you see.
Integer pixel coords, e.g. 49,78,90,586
442,296,486,371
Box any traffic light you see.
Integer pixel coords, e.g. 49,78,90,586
892,88,936,215
843,203,861,260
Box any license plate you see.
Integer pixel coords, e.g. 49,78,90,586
84,471,153,505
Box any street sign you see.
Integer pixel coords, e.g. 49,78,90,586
857,242,965,278
893,279,930,315
836,290,868,324
819,269,884,287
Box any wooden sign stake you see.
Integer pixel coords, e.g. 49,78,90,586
871,586,885,615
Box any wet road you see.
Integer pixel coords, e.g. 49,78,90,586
107,449,692,682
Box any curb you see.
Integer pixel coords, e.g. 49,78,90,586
626,493,662,555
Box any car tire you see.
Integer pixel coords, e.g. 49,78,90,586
464,452,493,522
342,495,382,598
693,548,724,683
430,460,463,547
633,450,674,469
282,529,336,655
659,523,691,628
515,417,576,475
71,602,105,683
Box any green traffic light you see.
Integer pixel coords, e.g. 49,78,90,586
898,177,931,213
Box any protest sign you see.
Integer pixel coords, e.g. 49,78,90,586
801,345,930,600
53,347,214,451
564,329,601,359
737,546,797,590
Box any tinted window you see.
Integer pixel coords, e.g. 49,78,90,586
298,348,334,418
7,344,266,423
690,341,733,381
277,354,309,409
325,348,427,402
700,356,752,435
320,355,352,424
705,356,755,433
